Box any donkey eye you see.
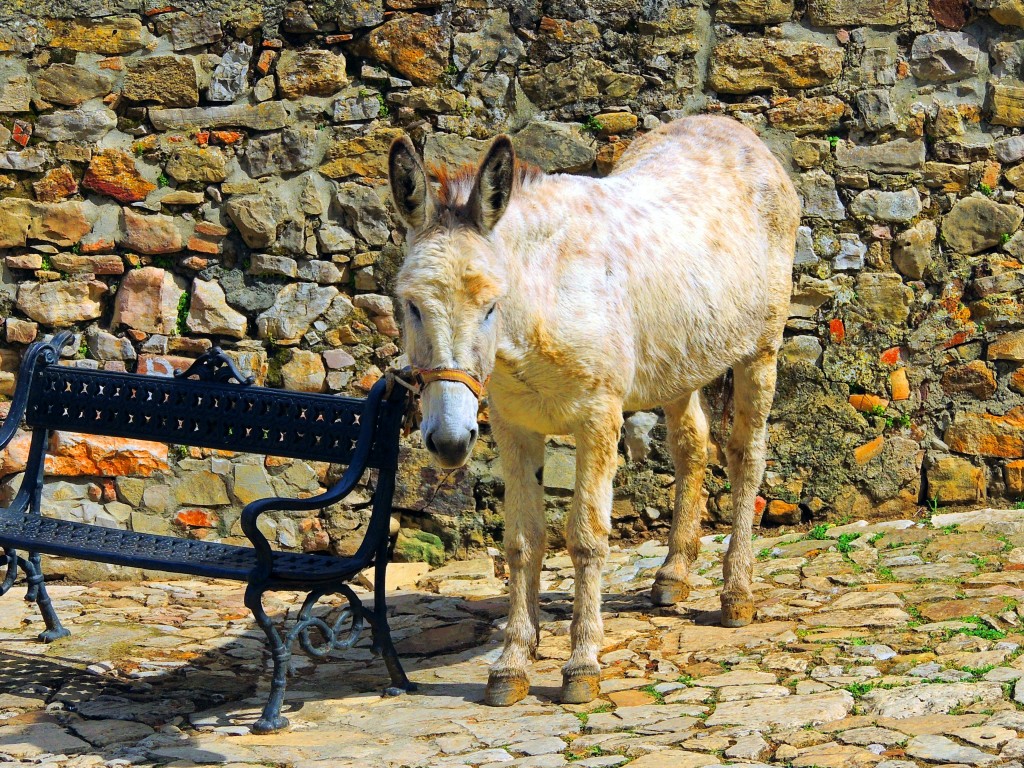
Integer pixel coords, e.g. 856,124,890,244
485,304,497,320
407,302,422,322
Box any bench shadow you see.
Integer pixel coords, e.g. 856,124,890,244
0,584,707,760
0,590,500,760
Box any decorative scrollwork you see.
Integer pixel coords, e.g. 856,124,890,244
39,331,74,367
174,347,254,386
285,585,364,659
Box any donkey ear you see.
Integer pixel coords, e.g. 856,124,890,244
470,135,516,234
388,136,431,229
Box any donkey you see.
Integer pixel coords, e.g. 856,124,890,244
387,115,800,707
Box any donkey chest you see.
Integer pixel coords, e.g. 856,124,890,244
491,351,598,434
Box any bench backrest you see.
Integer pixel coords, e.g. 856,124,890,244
13,334,407,473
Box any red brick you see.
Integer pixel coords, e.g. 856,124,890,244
12,121,31,147
890,368,910,401
854,435,885,464
849,394,889,413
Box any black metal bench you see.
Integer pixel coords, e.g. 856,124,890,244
0,332,414,733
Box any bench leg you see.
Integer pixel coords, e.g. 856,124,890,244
244,583,291,734
23,553,70,643
0,548,18,598
369,556,415,695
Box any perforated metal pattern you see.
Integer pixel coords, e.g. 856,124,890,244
0,512,357,582
24,366,393,468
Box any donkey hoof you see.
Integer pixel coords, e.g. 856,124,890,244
720,594,755,628
485,673,530,707
251,715,289,734
651,580,690,606
560,673,600,704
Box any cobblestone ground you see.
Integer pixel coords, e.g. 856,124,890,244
2,507,1024,767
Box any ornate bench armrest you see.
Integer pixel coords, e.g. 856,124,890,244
241,378,390,580
0,332,73,452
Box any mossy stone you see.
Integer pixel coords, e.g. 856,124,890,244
394,529,445,567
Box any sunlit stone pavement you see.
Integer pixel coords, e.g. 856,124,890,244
2,507,1024,767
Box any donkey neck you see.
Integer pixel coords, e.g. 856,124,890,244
486,172,614,395
492,172,603,296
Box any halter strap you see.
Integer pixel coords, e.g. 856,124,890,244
415,367,489,399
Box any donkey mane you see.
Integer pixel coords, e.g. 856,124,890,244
427,159,544,212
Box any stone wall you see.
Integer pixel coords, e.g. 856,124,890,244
1,0,1024,572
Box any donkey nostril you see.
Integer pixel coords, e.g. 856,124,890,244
469,427,478,442
424,432,438,454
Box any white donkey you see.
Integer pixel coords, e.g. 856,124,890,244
387,116,800,707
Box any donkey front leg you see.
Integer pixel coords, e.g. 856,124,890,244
562,410,622,704
486,417,546,706
721,351,778,627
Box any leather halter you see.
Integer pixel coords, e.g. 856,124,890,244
386,366,489,400
384,366,487,437
415,367,489,399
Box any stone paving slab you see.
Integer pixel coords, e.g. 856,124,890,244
0,515,1023,766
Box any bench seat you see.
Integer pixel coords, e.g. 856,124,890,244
0,510,359,582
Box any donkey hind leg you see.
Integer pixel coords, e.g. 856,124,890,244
652,391,710,606
244,584,292,734
486,420,545,706
562,410,621,705
721,350,778,628
23,553,70,643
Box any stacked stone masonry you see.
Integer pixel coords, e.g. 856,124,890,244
1,0,1024,575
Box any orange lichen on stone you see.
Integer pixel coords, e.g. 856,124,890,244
81,238,116,254
1011,367,1024,395
945,406,1024,458
943,330,972,349
211,130,243,145
766,499,799,525
879,347,901,365
32,166,79,203
1005,459,1024,496
175,509,216,527
45,432,169,477
82,149,157,203
363,14,451,85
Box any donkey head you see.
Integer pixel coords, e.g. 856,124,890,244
388,135,517,468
